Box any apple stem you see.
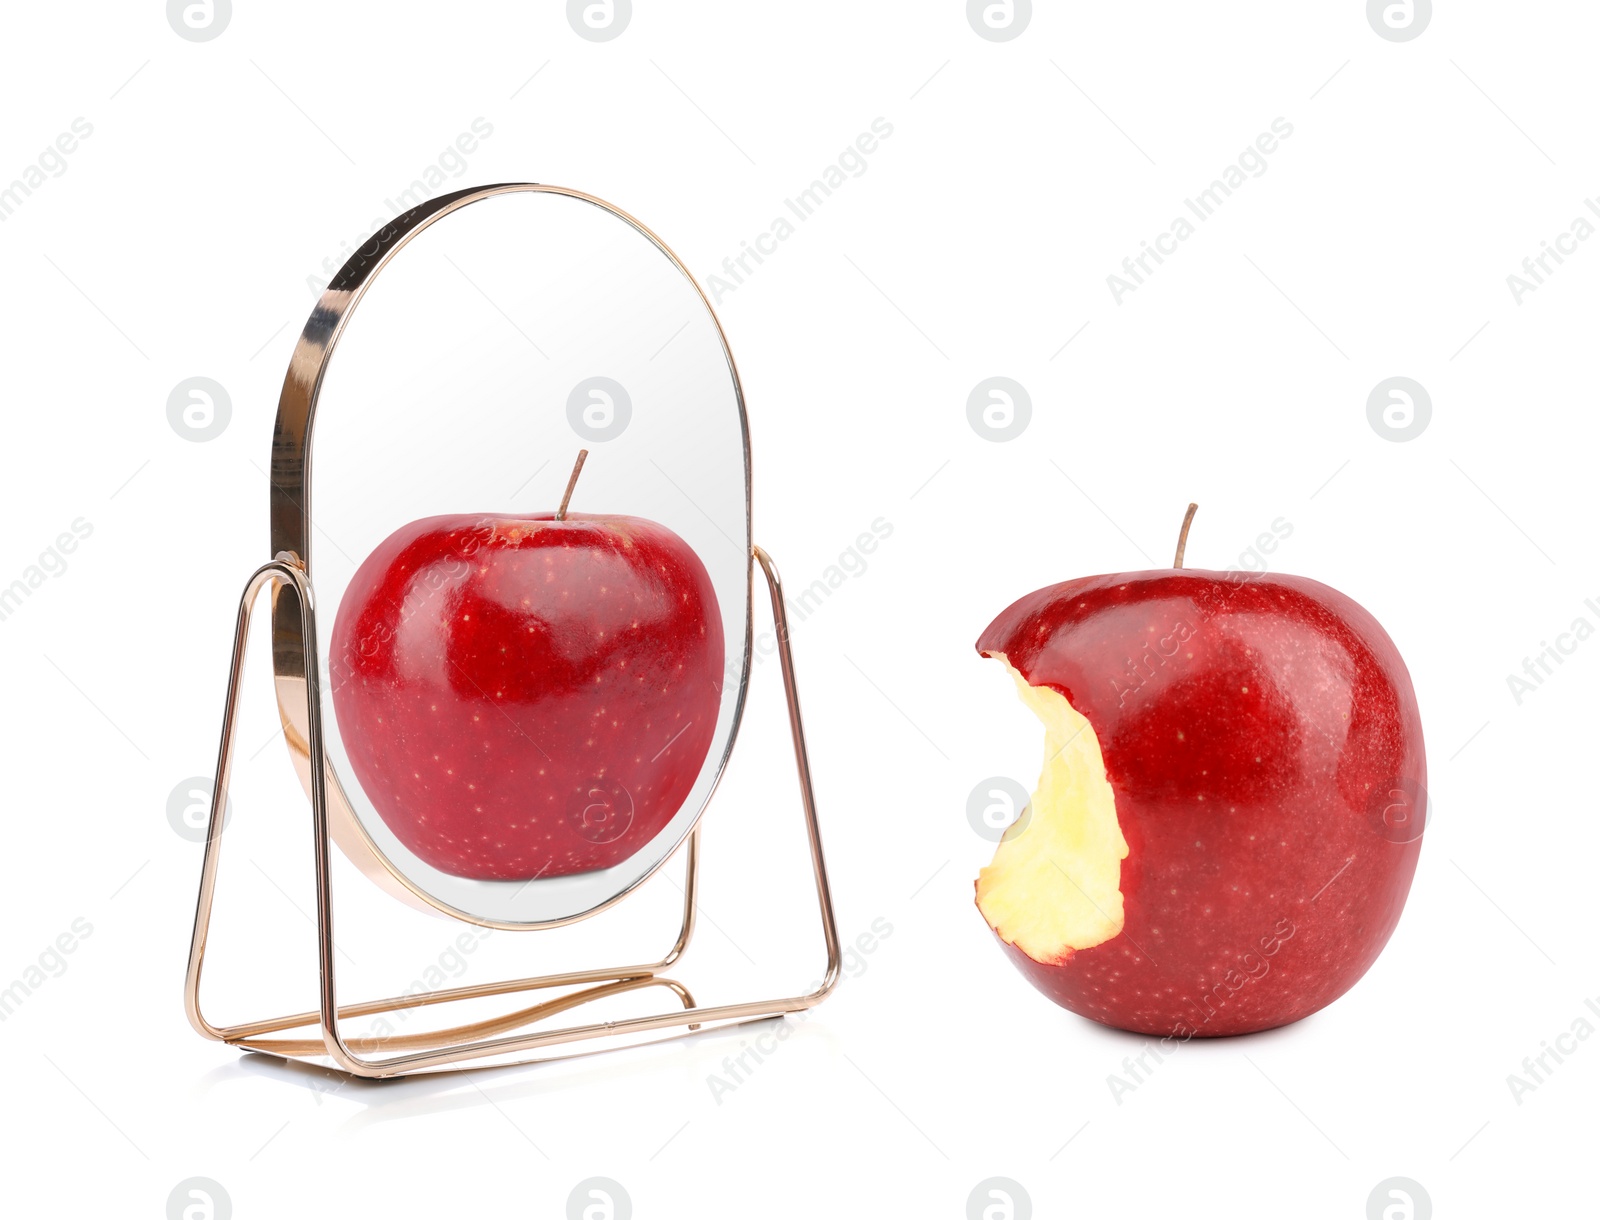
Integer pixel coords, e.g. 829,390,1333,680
556,450,589,521
1173,502,1199,569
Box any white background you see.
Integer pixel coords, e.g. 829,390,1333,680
1,2,1595,1216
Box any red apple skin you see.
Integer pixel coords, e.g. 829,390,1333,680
329,512,723,881
977,569,1426,1037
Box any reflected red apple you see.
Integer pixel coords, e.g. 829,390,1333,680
329,465,723,881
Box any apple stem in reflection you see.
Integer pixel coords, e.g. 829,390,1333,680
557,449,589,521
1173,502,1199,569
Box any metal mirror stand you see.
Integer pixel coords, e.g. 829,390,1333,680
183,185,841,1077
184,546,840,1077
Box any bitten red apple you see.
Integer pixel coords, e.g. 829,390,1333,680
329,453,724,881
975,507,1426,1036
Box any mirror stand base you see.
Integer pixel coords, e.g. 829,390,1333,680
183,545,842,1079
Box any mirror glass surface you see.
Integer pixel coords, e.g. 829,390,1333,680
301,187,750,924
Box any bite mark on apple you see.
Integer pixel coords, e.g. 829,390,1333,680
975,653,1128,965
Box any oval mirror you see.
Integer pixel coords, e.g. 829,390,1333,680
268,185,751,927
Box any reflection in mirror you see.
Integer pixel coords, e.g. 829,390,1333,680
280,188,750,926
